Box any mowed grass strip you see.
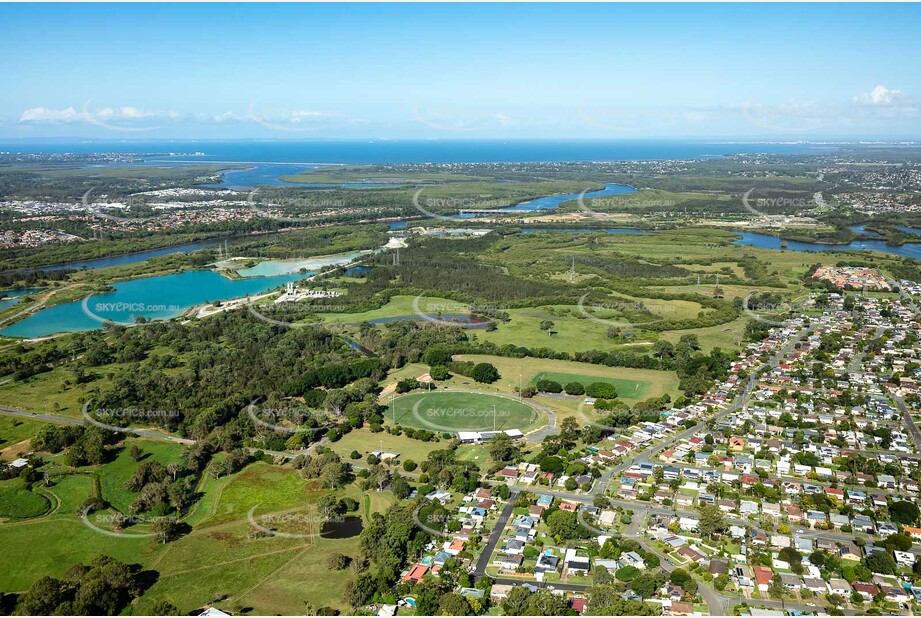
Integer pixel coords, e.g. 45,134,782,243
530,371,650,399
454,354,680,406
391,391,538,433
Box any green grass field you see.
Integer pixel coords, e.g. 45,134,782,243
98,440,186,514
328,427,444,463
390,391,539,433
134,463,390,615
454,354,681,407
0,416,51,459
475,304,652,353
318,294,464,324
530,371,650,399
661,316,749,352
0,486,52,519
0,451,396,614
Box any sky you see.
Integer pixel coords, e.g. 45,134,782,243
2,3,921,141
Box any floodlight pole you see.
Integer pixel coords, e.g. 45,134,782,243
493,404,497,432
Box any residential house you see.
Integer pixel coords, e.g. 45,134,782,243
780,573,802,591
753,566,774,592
497,554,524,572
828,578,851,596
852,582,880,600
535,552,560,574
564,548,591,575
676,546,707,565
402,564,429,584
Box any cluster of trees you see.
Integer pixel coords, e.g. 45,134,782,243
65,313,379,443
443,360,500,384
0,334,91,382
348,503,432,607
360,320,473,369
501,587,575,615
31,425,87,454
587,587,659,616
544,507,592,540
124,458,195,515
32,425,119,467
486,433,523,465
293,449,353,489
531,379,618,399
14,555,152,616
417,448,481,493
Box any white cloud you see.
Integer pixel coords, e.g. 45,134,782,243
855,85,903,106
20,106,84,122
20,105,178,124
289,110,328,122
211,111,245,123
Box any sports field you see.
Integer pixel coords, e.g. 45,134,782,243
529,371,650,399
390,391,540,433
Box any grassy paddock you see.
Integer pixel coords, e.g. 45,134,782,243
98,440,186,514
0,416,51,460
0,454,392,614
327,427,444,463
0,486,52,519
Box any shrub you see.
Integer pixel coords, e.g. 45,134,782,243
586,382,618,399
564,382,585,395
536,379,562,393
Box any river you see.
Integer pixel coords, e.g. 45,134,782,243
3,240,222,275
733,230,921,261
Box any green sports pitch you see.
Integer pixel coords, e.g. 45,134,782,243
529,371,650,399
388,391,540,433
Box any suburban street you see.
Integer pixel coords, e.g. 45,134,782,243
474,492,519,578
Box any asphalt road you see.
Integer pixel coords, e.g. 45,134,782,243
896,395,921,451
0,405,194,444
474,491,518,578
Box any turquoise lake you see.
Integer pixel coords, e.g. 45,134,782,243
0,270,309,339
0,288,43,311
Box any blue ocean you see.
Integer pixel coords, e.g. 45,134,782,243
0,139,830,164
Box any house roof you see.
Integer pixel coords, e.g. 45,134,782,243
402,563,429,583
753,566,774,586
